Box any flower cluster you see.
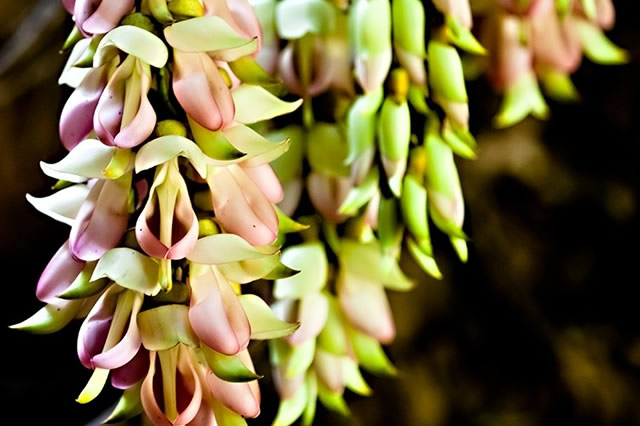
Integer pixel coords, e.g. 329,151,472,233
14,0,625,424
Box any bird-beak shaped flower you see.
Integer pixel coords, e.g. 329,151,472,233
188,264,251,356
531,7,581,73
70,172,132,262
94,55,156,148
484,14,532,91
70,0,134,36
432,0,472,29
207,164,280,246
35,240,86,303
165,15,260,131
392,0,427,86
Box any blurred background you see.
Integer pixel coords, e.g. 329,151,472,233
1,1,639,425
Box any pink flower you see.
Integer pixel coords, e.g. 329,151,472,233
188,264,251,356
94,55,156,148
206,164,280,246
35,240,85,303
69,174,131,262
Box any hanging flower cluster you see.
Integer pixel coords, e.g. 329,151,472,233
13,0,625,424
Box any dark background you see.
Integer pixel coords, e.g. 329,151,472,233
1,1,640,425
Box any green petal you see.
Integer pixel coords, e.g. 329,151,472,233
229,56,282,91
263,262,301,280
201,345,262,382
342,357,371,396
346,90,382,165
96,25,168,68
302,371,318,426
450,236,468,263
238,294,300,339
445,15,486,55
351,0,392,55
91,248,161,296
211,397,249,426
164,16,256,54
222,123,292,166
407,237,442,279
401,175,431,253
231,84,302,124
104,382,143,423
277,206,310,233
76,368,110,404
317,294,347,355
275,0,336,39
269,125,305,183
274,242,328,299
428,40,467,103
285,339,315,378
392,0,426,56
273,374,308,426
442,124,477,160
307,123,350,177
381,256,415,291
540,69,580,102
137,304,199,351
40,139,117,182
346,324,397,376
338,168,378,215
9,299,84,334
494,72,549,128
58,262,109,299
576,19,628,65
135,134,209,177
217,253,282,283
189,118,246,162
317,380,349,415
187,234,278,264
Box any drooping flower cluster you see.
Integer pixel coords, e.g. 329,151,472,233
14,0,625,424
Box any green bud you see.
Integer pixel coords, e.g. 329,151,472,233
10,300,84,334
450,236,468,263
392,0,426,56
146,0,173,24
168,0,204,17
61,25,83,53
575,20,628,65
407,237,442,279
445,15,486,55
198,218,219,237
307,123,350,177
276,0,336,39
188,117,245,160
346,88,383,182
156,119,188,137
351,0,392,91
73,36,101,68
269,125,305,184
104,383,143,424
121,13,155,32
540,69,580,103
428,40,468,103
378,196,402,255
424,130,466,238
401,175,433,255
229,56,282,93
378,96,411,197
442,121,477,160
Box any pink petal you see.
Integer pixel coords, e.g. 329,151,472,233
355,48,392,93
486,14,532,90
174,350,204,425
272,364,305,399
286,293,329,346
141,352,174,426
338,270,395,344
278,43,304,95
307,172,350,224
82,0,135,35
114,63,157,148
91,292,143,369
206,366,260,418
59,65,109,150
77,286,119,368
111,347,149,389
314,350,344,392
36,240,85,303
135,174,199,260
94,57,133,147
228,0,263,47
70,177,130,261
241,164,284,203
208,165,278,246
73,0,97,36
188,401,216,426
173,51,234,131
532,9,581,73
134,179,149,210
188,266,250,355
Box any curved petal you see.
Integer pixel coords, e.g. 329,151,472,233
286,293,329,345
95,25,169,68
174,349,204,425
188,265,250,355
111,347,149,389
207,165,278,246
241,163,283,203
206,367,260,418
114,61,156,148
70,174,131,261
231,84,302,124
59,65,109,151
92,292,143,369
141,352,174,426
135,135,208,178
164,16,256,54
40,139,116,182
77,285,121,369
36,240,86,303
82,0,134,35
337,269,395,344
354,48,392,93
173,51,233,131
187,233,278,264
26,184,90,226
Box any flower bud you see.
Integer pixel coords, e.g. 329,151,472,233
378,95,411,197
392,0,426,86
